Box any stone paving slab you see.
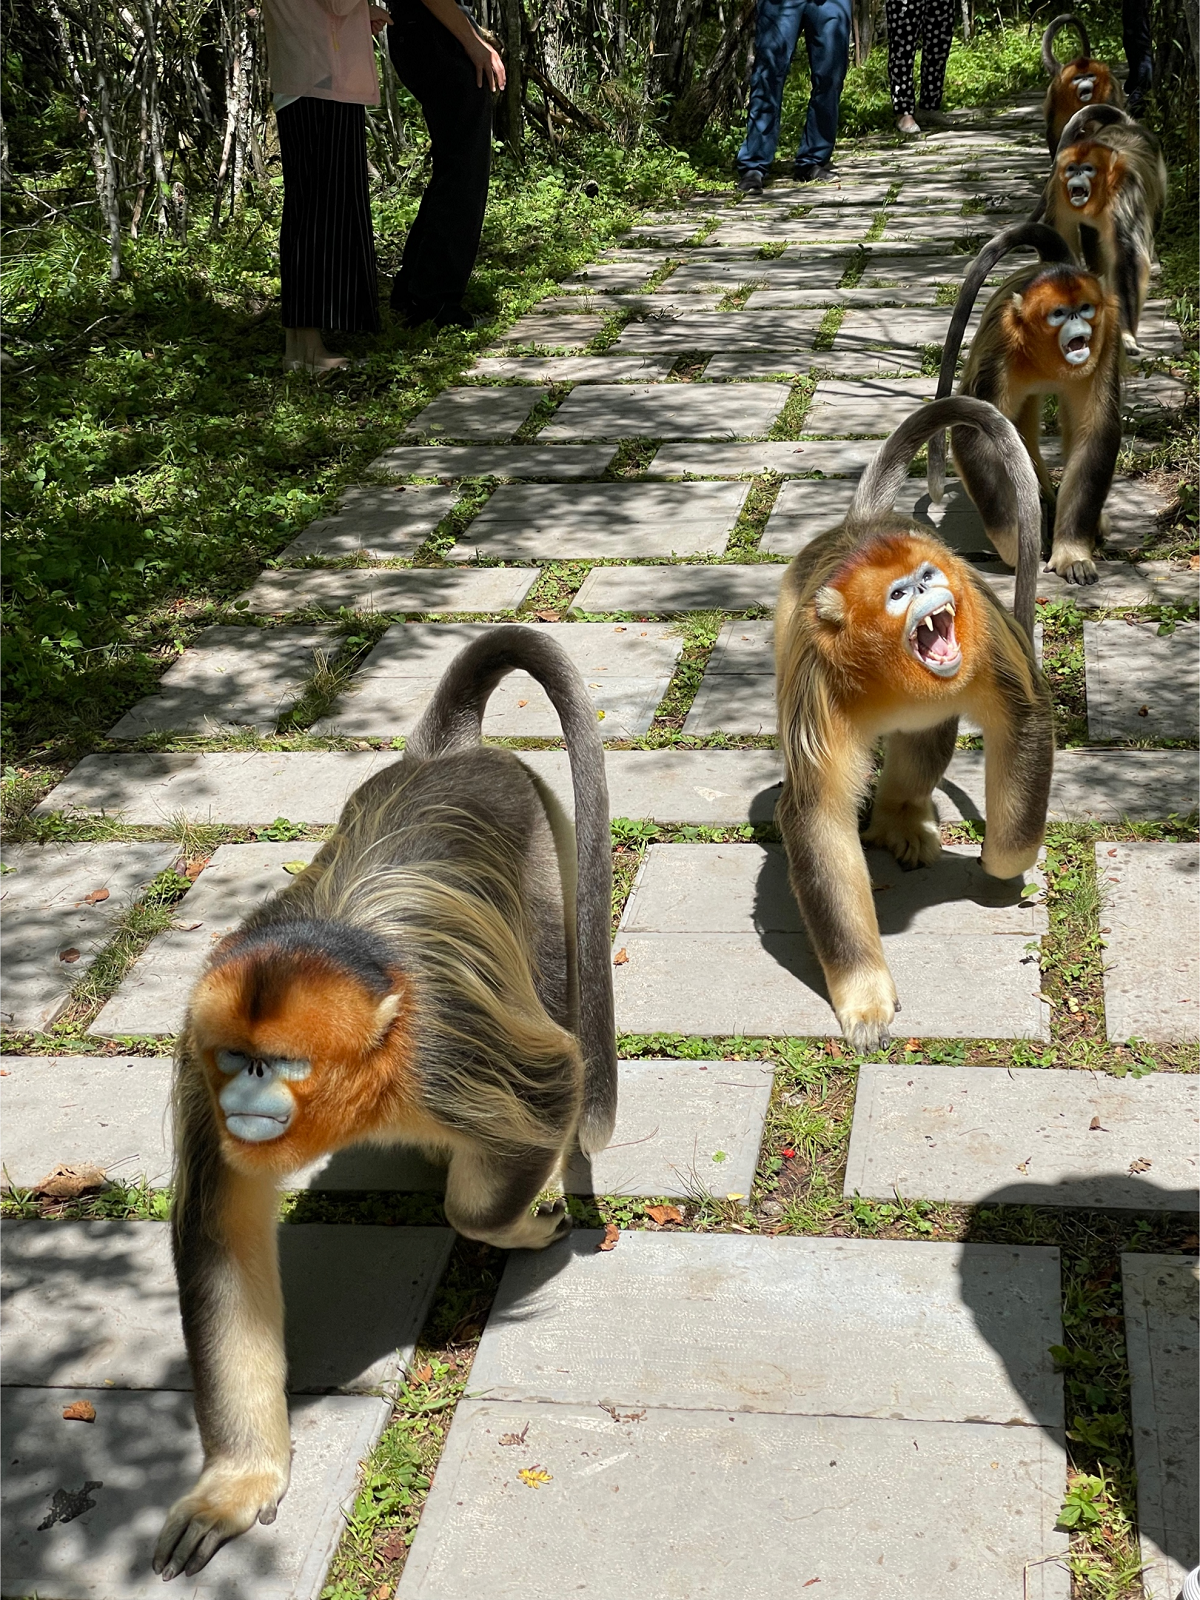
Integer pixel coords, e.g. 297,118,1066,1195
703,348,924,378
0,1056,174,1189
312,622,682,741
404,386,549,441
108,625,337,739
834,307,974,350
1124,372,1189,419
1,1221,452,1393
233,567,536,617
538,292,726,315
878,213,990,244
90,842,321,1038
804,376,936,434
570,564,781,614
612,309,824,352
1132,301,1185,356
397,1401,1069,1600
1098,843,1200,1043
743,284,942,308
684,618,775,734
0,844,178,1033
613,842,1049,1039
277,485,456,561
35,747,787,827
1122,1253,1200,1600
709,222,873,247
844,1067,1199,1209
646,438,883,477
1085,621,1200,741
468,355,675,383
447,479,749,559
471,1231,1063,1423
982,562,1197,613
369,444,616,479
493,313,604,348
560,261,661,290
538,381,790,441
1,1386,389,1600
662,256,846,291
0,1056,773,1201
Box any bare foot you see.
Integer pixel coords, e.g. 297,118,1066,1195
284,328,348,373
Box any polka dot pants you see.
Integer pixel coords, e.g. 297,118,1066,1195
886,0,955,116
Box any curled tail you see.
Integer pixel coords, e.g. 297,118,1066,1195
1055,100,1130,153
850,397,1042,642
407,625,617,1155
927,222,1076,504
1042,13,1091,74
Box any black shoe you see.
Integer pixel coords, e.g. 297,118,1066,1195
737,168,765,195
1125,92,1146,119
794,162,835,183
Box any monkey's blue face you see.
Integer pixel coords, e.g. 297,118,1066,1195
1065,161,1096,206
885,563,961,678
215,1051,312,1142
1047,301,1096,365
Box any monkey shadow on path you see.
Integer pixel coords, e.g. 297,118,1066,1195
957,1176,1199,1597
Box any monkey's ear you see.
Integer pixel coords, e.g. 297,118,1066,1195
369,990,404,1047
813,585,846,625
1011,292,1025,315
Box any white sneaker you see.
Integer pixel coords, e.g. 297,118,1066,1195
1181,1565,1200,1600
895,113,921,136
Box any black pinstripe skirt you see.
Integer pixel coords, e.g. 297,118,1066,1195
277,98,380,334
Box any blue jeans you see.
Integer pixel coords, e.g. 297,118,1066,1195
737,0,852,172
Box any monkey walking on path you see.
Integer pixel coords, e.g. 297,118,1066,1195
1040,13,1124,156
154,626,616,1580
928,219,1124,587
774,396,1054,1054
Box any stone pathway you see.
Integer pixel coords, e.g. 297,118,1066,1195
3,91,1197,1599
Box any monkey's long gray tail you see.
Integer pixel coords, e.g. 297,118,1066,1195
1041,13,1090,75
407,625,618,1154
1055,101,1129,153
851,396,1042,642
927,221,1075,503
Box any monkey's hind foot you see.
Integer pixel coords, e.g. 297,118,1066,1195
1045,538,1099,586
863,800,942,869
154,1462,289,1580
829,971,897,1055
464,1196,572,1252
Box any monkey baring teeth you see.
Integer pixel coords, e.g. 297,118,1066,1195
908,601,961,676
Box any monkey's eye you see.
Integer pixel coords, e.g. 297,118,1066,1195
1047,308,1069,326
215,1050,249,1076
889,585,908,602
1079,304,1096,321
1081,165,1095,177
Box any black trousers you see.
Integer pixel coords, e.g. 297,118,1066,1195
276,97,380,334
1122,0,1153,103
387,8,493,315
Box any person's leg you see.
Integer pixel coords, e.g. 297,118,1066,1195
1122,0,1154,113
277,98,379,368
885,0,919,119
736,0,805,176
918,0,955,111
388,16,493,319
795,0,852,168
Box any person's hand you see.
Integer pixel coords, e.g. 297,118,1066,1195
464,30,505,90
369,5,392,34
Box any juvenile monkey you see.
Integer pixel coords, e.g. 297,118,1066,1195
1041,14,1124,155
1042,103,1167,355
928,220,1123,587
775,397,1053,1052
153,626,616,1581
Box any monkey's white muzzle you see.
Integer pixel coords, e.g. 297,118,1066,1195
216,1051,311,1142
1067,178,1091,206
906,589,961,678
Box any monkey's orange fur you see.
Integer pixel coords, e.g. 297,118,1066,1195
1045,60,1122,150
190,954,425,1177
814,532,986,710
1053,139,1116,215
1004,268,1111,387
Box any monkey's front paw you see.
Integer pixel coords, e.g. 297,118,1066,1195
1045,545,1098,586
864,803,942,869
154,1464,288,1580
831,971,897,1055
839,1008,895,1054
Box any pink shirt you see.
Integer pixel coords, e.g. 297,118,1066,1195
262,0,380,105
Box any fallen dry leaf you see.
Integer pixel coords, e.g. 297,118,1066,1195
59,948,81,964
803,1580,822,1589
375,1584,390,1599
499,1424,530,1447
82,888,110,905
613,947,629,966
534,610,560,622
182,856,209,881
597,1223,620,1251
517,1466,552,1488
517,698,529,707
1089,1116,1106,1131
646,1204,683,1226
1137,705,1150,717
905,1037,921,1051
281,861,308,875
62,1400,96,1423
413,1364,433,1384
1128,1156,1153,1174
1183,1234,1199,1249
378,1531,408,1561
1016,1158,1031,1174
35,1162,108,1198
173,921,203,932
600,1404,646,1424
